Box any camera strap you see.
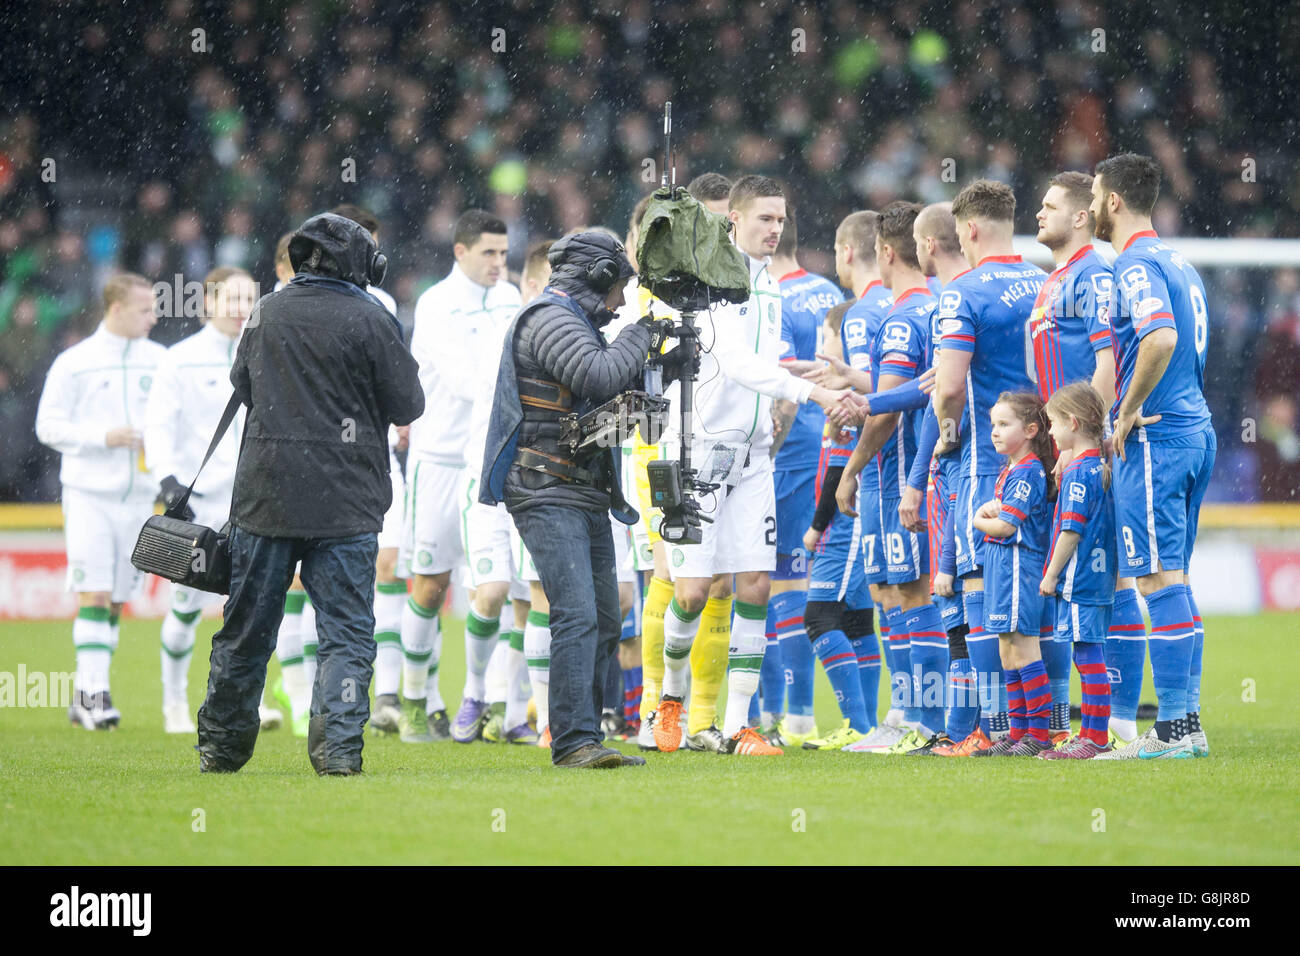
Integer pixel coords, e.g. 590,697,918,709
168,393,242,519
515,447,595,485
518,377,573,411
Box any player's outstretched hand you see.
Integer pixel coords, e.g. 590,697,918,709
836,470,859,518
809,385,850,415
782,359,822,376
917,366,937,396
805,352,854,390
899,485,925,532
1111,409,1162,460
827,392,868,430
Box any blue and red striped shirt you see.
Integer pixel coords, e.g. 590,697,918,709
1029,244,1113,401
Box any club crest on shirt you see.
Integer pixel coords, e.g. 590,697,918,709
1068,481,1086,503
1010,479,1031,501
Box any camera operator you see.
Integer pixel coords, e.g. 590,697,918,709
196,213,424,776
480,231,689,768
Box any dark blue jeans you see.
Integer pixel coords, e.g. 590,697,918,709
196,526,378,773
512,503,621,762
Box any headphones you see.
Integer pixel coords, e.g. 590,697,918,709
366,247,388,287
585,256,620,293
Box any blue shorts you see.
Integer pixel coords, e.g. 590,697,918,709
953,472,1000,579
774,467,817,568
1038,593,1057,639
1113,427,1217,576
936,590,964,632
1055,599,1112,644
881,495,929,585
982,543,1046,636
621,571,644,642
808,512,870,607
858,474,887,585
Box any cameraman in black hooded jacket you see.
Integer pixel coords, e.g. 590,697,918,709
196,213,424,776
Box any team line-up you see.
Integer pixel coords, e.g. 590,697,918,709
34,151,1214,762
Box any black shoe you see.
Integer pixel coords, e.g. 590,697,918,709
318,766,362,776
553,742,624,768
619,752,647,766
427,709,451,740
602,710,634,741
903,732,953,756
197,753,240,773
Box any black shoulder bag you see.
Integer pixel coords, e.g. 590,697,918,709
130,393,241,594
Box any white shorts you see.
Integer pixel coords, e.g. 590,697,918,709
666,462,776,579
459,472,531,601
377,451,405,551
62,488,155,602
612,514,635,584
507,522,540,584
399,459,465,576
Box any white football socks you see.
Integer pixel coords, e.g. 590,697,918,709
373,582,406,698
524,610,551,732
464,605,499,702
661,599,701,699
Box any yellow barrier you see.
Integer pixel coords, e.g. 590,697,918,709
0,503,65,530
2,502,1298,530
1198,503,1300,529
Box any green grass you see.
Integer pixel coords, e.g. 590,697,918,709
1,613,1297,865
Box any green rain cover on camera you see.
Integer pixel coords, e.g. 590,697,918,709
635,186,751,309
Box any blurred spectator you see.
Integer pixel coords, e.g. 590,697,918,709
1257,395,1300,501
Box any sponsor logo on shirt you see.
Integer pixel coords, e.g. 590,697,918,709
1133,297,1163,319
1119,265,1150,299
938,290,962,318
1068,481,1086,503
880,321,912,351
843,317,867,347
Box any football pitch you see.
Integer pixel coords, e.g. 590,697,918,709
2,613,1297,866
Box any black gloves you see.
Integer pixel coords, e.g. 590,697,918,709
158,475,198,522
658,343,700,386
636,314,676,354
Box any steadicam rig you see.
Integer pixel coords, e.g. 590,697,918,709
557,390,672,456
648,313,714,546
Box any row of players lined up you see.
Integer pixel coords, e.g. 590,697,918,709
35,151,1213,761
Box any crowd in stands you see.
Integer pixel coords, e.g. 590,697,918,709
2,0,1296,501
